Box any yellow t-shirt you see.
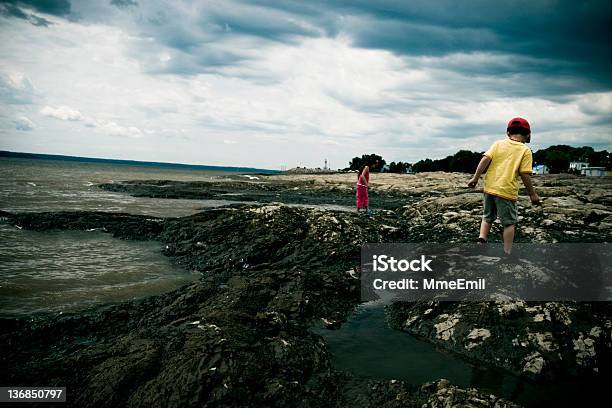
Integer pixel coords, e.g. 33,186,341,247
483,139,533,201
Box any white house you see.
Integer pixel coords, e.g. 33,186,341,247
569,161,589,171
581,167,608,177
532,164,549,175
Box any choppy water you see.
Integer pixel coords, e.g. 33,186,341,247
0,157,246,217
0,157,242,316
0,223,198,316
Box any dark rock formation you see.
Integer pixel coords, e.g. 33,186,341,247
98,178,410,210
0,206,422,407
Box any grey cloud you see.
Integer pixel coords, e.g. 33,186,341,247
6,0,607,94
324,89,435,117
1,2,27,18
3,0,610,78
137,1,329,55
346,17,499,57
579,112,612,129
0,3,51,26
132,40,252,77
198,1,611,93
0,0,71,16
110,0,137,9
433,122,504,139
244,0,612,90
205,4,330,43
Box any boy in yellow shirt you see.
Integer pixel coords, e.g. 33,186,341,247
467,117,541,255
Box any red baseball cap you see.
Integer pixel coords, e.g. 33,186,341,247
507,117,530,132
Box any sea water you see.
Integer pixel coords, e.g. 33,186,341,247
0,157,242,315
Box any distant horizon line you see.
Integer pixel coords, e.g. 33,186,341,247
0,150,280,174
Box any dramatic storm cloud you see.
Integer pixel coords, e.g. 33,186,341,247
0,0,610,168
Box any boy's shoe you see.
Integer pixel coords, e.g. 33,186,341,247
476,237,487,244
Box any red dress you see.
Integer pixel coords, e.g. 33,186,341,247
356,173,369,209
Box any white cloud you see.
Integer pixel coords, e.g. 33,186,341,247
322,139,341,146
575,92,612,117
0,72,37,104
98,121,143,138
40,105,84,121
14,115,35,131
38,102,142,138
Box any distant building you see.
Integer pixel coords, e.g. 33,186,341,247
381,164,390,172
569,161,589,172
532,164,549,175
581,167,608,177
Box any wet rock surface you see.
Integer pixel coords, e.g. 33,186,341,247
1,172,611,406
387,300,612,381
98,177,410,210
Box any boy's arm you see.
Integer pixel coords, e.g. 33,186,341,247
519,173,541,204
467,156,491,187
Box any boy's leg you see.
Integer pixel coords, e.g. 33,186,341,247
479,219,492,241
495,197,518,255
480,193,496,241
502,224,515,254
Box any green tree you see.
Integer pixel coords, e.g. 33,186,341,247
449,150,483,173
545,150,570,173
412,158,435,172
347,154,386,172
588,150,610,168
388,161,412,173
533,145,609,173
412,150,483,173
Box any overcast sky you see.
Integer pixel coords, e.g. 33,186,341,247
1,0,611,169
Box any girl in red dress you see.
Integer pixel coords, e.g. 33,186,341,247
356,165,369,212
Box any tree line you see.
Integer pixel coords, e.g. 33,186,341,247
347,146,610,174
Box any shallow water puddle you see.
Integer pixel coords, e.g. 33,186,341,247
0,223,198,316
313,301,606,407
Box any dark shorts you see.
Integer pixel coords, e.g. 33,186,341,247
483,193,517,226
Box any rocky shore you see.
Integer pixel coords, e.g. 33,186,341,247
1,172,611,407
98,174,414,210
